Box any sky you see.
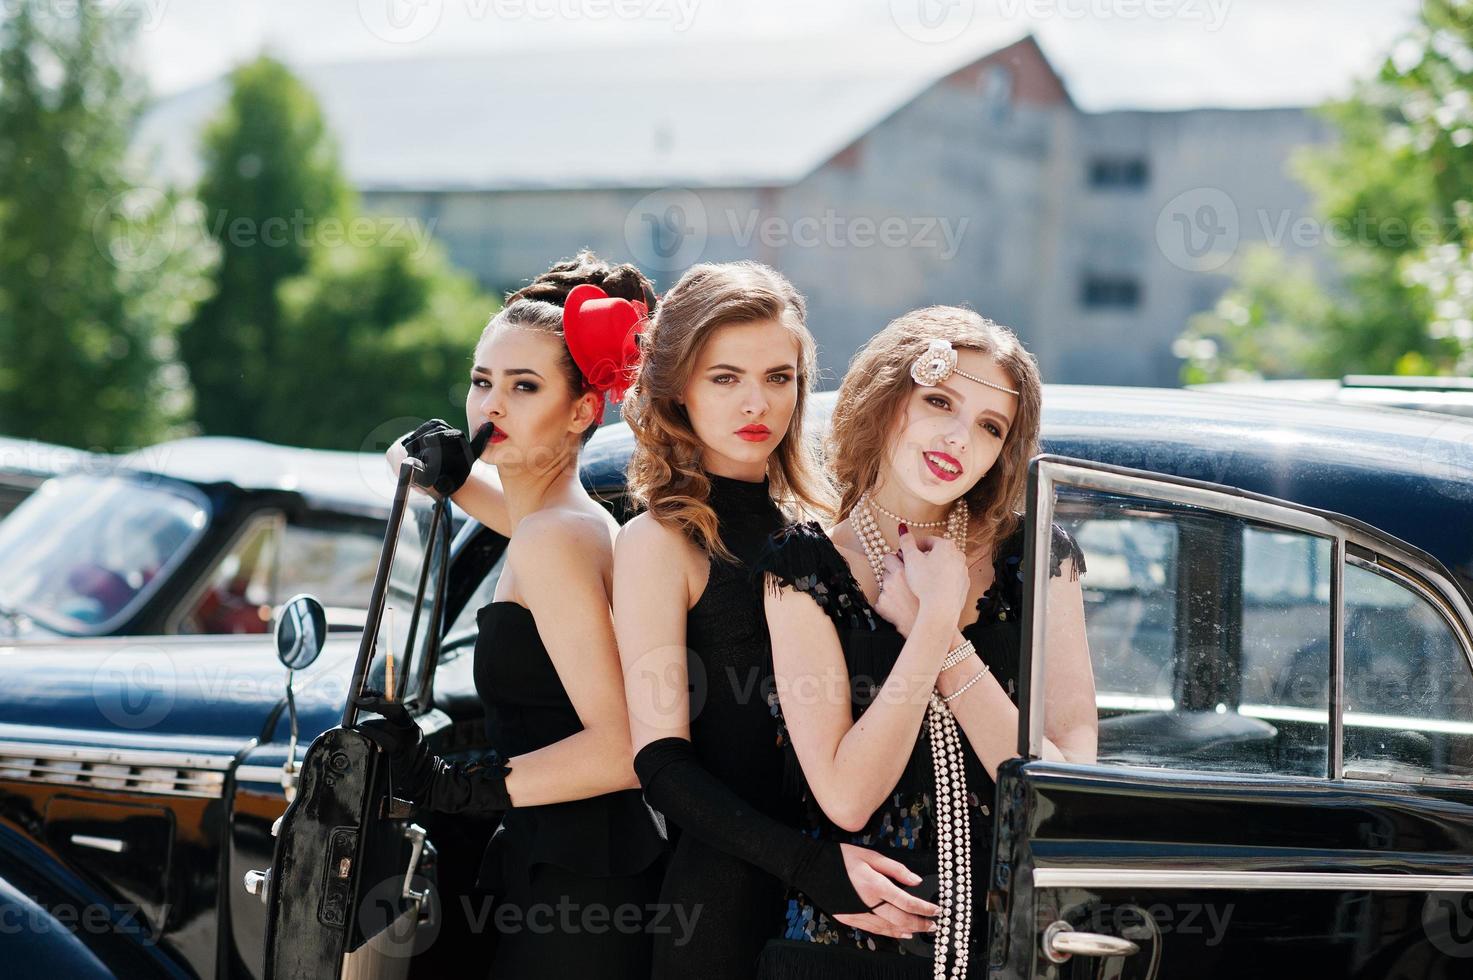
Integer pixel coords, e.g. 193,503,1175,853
117,0,1423,112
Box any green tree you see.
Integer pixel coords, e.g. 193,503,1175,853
1181,0,1472,381
264,228,492,450
185,55,495,449
181,55,351,437
0,2,214,449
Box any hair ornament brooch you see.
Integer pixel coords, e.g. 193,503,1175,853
909,338,1019,396
563,283,650,421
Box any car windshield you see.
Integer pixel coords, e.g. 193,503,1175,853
0,474,209,634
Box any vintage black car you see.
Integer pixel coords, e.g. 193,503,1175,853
0,437,403,640
2,386,1471,979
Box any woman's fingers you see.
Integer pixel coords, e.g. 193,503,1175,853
867,900,937,935
830,911,912,940
857,848,921,885
863,872,942,918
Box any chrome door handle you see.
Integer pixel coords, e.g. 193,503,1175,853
1042,921,1140,963
402,823,428,906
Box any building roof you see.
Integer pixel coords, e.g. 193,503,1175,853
134,33,1049,192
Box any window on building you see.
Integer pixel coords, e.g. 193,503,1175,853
1081,275,1142,310
1088,157,1150,190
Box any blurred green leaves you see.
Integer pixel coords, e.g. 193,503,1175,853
1181,0,1473,382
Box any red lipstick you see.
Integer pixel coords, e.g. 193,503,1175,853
923,450,961,482
736,424,772,443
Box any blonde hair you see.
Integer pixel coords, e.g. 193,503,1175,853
828,306,1041,552
624,261,832,558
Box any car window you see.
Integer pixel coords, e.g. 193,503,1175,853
277,521,383,613
443,545,508,655
0,475,208,633
178,515,281,635
174,515,384,635
1053,485,1333,778
1342,560,1473,782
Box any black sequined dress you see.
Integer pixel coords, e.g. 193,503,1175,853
754,516,1085,980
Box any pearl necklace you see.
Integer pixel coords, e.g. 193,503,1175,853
853,494,968,587
863,491,949,529
851,493,973,980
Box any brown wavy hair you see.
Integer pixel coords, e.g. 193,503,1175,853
829,306,1041,553
624,261,832,558
480,250,656,446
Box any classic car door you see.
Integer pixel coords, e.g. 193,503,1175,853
989,456,1473,979
258,461,452,980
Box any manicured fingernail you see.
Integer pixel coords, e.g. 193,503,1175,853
899,522,908,535
901,933,913,940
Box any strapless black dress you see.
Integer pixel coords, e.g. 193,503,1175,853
473,600,667,978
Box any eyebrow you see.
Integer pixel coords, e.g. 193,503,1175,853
706,362,797,373
473,365,545,380
934,382,1014,428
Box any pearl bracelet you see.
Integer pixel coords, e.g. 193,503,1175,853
940,662,990,703
939,639,975,673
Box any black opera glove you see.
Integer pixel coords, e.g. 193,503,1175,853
633,736,868,916
354,690,513,813
398,419,491,497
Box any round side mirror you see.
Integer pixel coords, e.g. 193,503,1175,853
275,594,327,671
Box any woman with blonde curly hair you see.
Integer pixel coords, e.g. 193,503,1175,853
615,262,943,980
756,306,1098,979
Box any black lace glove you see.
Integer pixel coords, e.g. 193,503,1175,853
633,736,868,916
354,691,513,813
398,419,492,496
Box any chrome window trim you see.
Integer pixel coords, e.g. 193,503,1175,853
1034,867,1473,892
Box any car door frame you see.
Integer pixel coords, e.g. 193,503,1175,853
988,454,1473,978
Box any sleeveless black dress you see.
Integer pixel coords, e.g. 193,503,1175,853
648,473,801,979
754,516,1086,980
473,600,667,977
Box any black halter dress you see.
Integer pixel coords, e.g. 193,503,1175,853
645,473,809,978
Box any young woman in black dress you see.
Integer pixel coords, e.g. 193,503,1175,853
757,307,1099,979
358,252,666,977
613,262,944,980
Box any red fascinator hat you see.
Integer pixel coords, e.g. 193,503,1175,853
563,283,648,422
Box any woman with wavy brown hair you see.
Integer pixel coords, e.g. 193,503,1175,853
755,306,1098,979
614,262,943,980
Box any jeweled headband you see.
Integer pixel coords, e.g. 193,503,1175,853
909,338,1019,396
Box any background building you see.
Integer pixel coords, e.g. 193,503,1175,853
138,35,1332,388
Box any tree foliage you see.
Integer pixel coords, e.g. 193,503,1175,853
1181,0,1473,381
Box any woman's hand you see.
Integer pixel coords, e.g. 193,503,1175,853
388,419,487,497
828,844,940,940
898,532,970,623
873,552,921,638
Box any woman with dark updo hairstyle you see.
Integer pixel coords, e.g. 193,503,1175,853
356,251,667,976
